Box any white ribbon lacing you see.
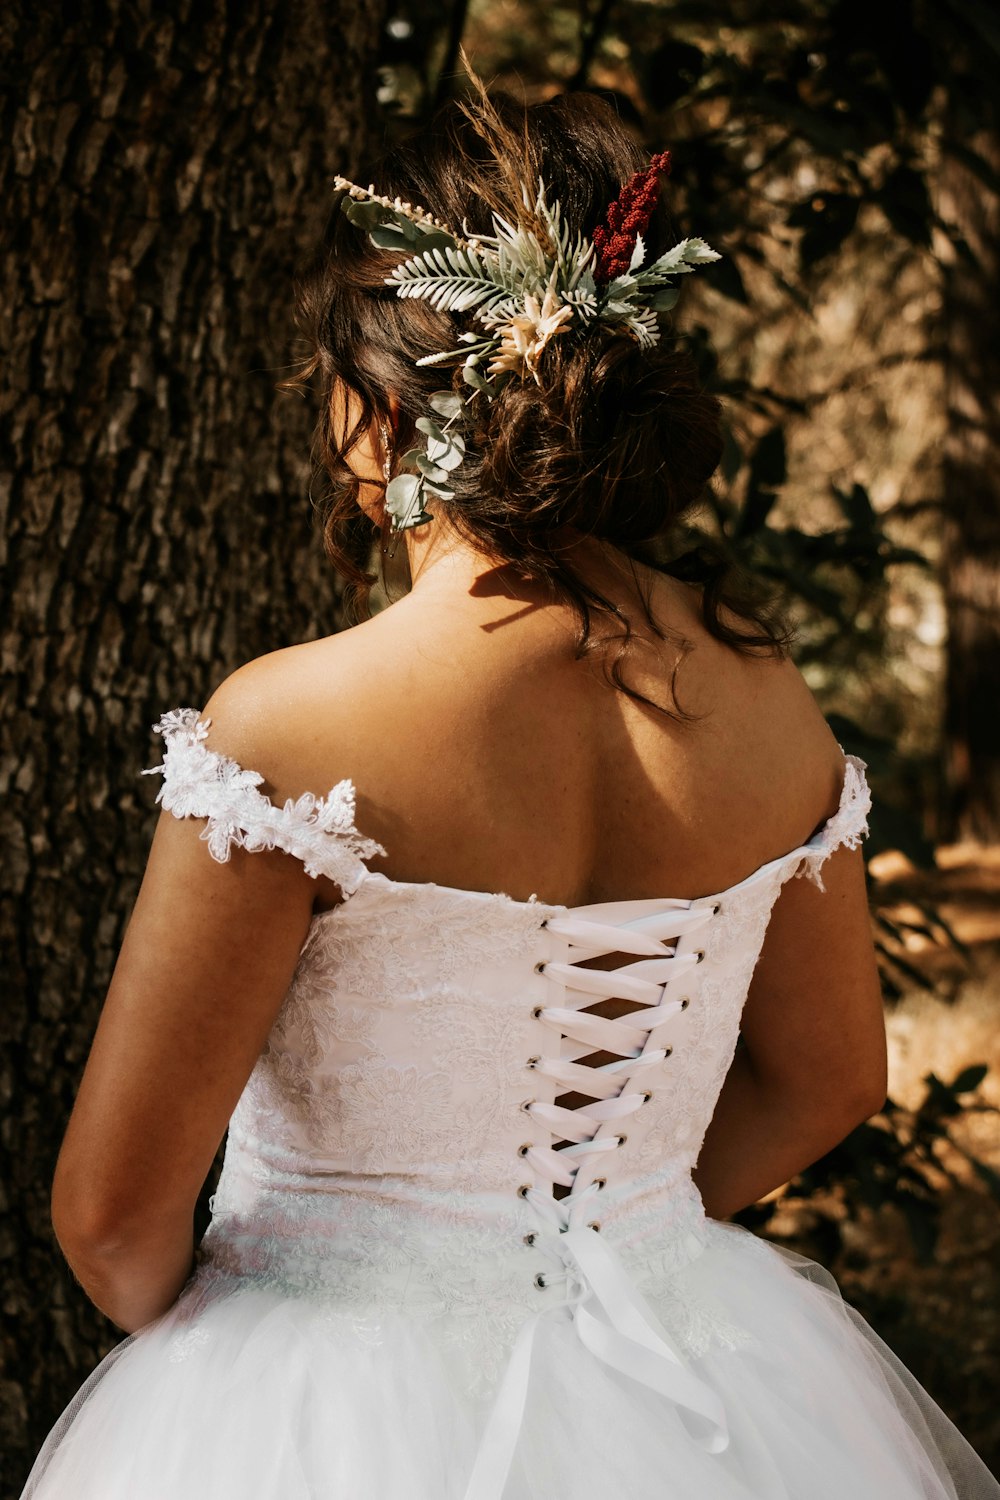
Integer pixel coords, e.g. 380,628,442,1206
463,903,730,1500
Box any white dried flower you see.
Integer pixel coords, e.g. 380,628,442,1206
486,276,574,384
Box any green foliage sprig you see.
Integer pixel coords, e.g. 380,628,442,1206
334,172,722,532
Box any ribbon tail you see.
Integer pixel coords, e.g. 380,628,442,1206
462,1225,728,1500
462,1309,542,1500
562,1225,729,1453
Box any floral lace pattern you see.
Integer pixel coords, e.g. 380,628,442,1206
141,708,386,893
787,752,872,893
141,712,873,1391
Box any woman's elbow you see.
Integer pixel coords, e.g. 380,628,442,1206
815,1061,888,1146
51,1182,123,1260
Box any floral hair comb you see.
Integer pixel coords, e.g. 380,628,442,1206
333,150,722,541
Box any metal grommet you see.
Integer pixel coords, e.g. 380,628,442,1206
534,1272,547,1290
664,1045,674,1058
534,962,547,974
523,1231,536,1246
531,1005,544,1019
679,997,690,1010
588,1221,601,1232
642,1091,653,1103
520,1099,535,1113
517,1184,531,1198
616,1133,628,1147
540,918,549,928
525,1056,540,1068
593,1177,607,1190
712,903,722,915
517,1143,532,1157
695,949,706,963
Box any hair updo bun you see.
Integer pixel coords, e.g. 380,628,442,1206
472,331,721,548
290,78,792,717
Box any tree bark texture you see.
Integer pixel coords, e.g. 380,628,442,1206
0,2,385,1491
936,110,1000,842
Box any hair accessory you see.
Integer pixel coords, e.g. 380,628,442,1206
334,154,721,539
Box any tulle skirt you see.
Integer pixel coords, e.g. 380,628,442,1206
19,1218,999,1499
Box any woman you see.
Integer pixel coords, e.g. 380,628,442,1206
20,75,999,1500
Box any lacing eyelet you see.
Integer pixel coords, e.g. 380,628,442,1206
679,997,690,1011
534,962,546,974
531,1005,544,1019
616,1133,628,1147
523,1232,536,1246
588,1221,601,1232
664,1045,674,1058
593,1177,607,1190
534,1272,547,1290
525,1056,540,1068
540,918,549,928
520,1099,535,1113
642,1091,653,1103
695,949,706,963
517,1184,531,1198
712,902,722,915
517,1143,532,1157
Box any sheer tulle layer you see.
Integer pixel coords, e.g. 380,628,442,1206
20,1220,998,1499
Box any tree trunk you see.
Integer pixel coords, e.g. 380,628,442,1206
935,110,1000,842
0,2,385,1489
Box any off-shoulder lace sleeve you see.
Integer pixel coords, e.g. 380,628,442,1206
140,706,387,896
785,751,872,893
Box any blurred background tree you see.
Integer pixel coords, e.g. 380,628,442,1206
1,1,385,1492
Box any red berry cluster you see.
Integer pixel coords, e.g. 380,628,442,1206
591,150,673,285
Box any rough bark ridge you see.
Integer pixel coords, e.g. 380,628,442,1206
0,1,384,1489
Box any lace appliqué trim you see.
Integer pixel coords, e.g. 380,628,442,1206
140,706,386,893
787,751,872,894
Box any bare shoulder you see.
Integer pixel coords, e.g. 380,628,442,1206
752,645,853,817
673,594,851,829
197,617,393,793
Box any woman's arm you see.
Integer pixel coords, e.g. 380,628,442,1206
50,681,319,1332
693,839,888,1221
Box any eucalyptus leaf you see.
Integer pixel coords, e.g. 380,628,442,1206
397,505,435,529
414,416,446,442
384,472,421,516
369,222,422,250
427,431,466,469
647,286,681,311
415,453,452,483
342,199,387,230
463,364,490,390
428,391,464,419
374,225,452,255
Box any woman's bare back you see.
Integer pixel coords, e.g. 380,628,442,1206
220,557,846,913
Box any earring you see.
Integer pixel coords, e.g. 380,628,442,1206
378,418,399,559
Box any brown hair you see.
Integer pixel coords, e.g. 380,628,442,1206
289,73,794,718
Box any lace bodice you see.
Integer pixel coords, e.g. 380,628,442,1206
143,706,872,1490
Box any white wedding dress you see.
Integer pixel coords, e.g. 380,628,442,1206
20,707,999,1499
